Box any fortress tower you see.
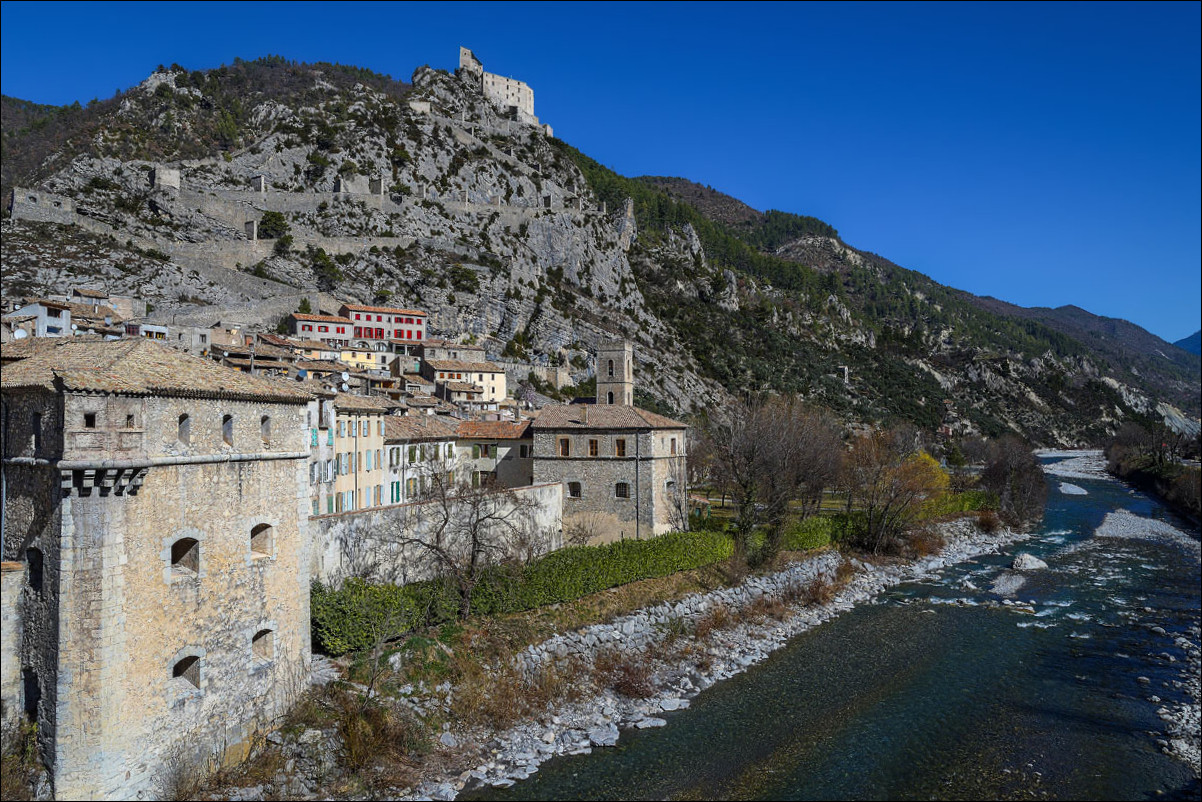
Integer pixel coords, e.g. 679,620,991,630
596,339,633,406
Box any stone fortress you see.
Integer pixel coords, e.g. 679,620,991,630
458,47,553,138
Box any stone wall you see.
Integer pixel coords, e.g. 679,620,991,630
9,188,76,225
2,385,313,801
310,482,563,585
0,562,25,727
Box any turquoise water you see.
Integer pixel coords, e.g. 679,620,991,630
466,463,1201,800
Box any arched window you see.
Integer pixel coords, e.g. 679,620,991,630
607,359,614,378
171,537,199,575
252,629,274,661
222,414,234,447
260,415,271,446
26,548,44,594
178,413,190,445
172,655,201,688
615,482,630,499
607,391,614,405
250,523,273,558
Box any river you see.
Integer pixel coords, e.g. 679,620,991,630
465,455,1201,801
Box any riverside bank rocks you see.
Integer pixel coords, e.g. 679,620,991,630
393,518,1030,800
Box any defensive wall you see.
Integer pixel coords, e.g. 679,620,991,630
309,481,563,586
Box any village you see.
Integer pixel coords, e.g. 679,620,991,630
0,281,689,800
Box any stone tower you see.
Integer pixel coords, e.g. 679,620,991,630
596,339,633,406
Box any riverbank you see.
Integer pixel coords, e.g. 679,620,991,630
391,517,1032,800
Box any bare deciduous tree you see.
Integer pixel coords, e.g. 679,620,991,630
702,396,845,569
841,431,948,554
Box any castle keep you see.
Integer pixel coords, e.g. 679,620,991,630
1,339,313,800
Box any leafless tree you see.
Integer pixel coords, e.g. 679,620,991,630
703,396,845,569
377,456,555,619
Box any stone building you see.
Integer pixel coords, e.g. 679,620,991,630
457,46,549,134
531,404,687,543
422,359,508,405
456,420,533,489
0,339,313,800
287,313,352,348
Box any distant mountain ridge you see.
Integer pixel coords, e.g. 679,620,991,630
1174,330,1201,356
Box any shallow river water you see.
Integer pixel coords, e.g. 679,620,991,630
466,458,1201,801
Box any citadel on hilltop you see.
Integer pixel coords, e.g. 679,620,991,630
458,47,553,138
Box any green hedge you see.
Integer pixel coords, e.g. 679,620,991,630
781,517,834,551
311,578,421,656
311,531,733,655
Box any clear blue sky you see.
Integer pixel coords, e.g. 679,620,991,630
3,1,1199,342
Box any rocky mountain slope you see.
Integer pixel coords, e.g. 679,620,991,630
2,57,1198,445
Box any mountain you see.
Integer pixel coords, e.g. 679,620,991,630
2,56,1198,445
1174,331,1202,356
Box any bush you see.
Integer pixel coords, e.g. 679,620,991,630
311,579,420,655
780,517,832,551
258,210,289,239
976,509,1000,533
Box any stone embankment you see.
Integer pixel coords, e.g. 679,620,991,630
392,518,1031,800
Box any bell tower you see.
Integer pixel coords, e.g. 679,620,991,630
596,339,633,406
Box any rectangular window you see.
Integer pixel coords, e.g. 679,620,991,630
520,444,530,458
589,439,598,457
671,437,678,456
616,438,627,457
312,499,319,515
559,438,570,457
311,428,318,447
318,326,328,332
366,450,373,471
327,496,333,514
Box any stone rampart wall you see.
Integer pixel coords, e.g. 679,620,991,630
0,562,25,727
310,482,563,585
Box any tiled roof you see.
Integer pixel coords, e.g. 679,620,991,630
444,382,482,393
0,339,311,403
340,303,426,316
331,392,390,413
457,420,530,440
291,313,353,324
530,404,686,430
384,415,458,442
426,359,505,372
72,287,109,298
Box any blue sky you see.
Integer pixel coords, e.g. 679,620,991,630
2,1,1199,342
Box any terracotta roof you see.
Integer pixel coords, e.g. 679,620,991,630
291,313,353,324
331,392,390,413
426,359,505,372
530,404,686,430
71,287,108,298
340,303,426,316
405,394,440,407
0,339,311,403
445,382,484,393
457,420,530,440
384,415,458,442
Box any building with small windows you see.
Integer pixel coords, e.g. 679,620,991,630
328,393,389,514
529,339,687,543
456,420,532,489
531,404,687,543
422,359,507,407
0,338,313,801
287,312,353,348
339,303,426,351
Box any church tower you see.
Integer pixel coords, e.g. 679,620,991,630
596,339,633,405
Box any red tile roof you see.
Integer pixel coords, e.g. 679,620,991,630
457,420,530,440
291,313,353,324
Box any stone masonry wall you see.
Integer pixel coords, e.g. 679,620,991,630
47,394,311,801
311,482,563,586
1,562,25,727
